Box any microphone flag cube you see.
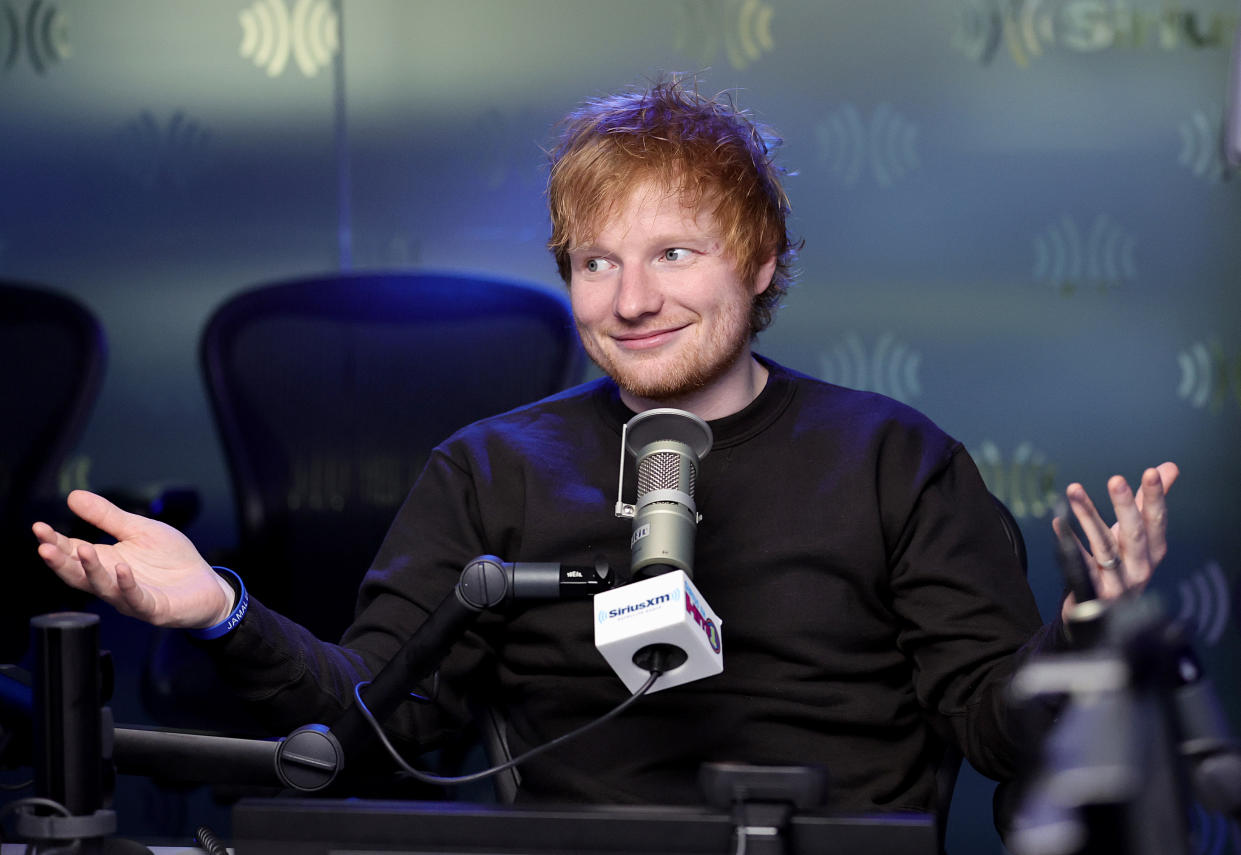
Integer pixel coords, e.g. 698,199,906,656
593,570,723,694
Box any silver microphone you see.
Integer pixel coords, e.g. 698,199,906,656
614,408,713,581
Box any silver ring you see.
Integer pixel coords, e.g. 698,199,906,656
1096,554,1121,570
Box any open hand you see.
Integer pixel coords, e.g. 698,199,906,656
1056,461,1179,621
32,490,232,629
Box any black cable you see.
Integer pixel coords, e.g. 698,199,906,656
353,670,663,787
194,824,229,855
0,796,73,823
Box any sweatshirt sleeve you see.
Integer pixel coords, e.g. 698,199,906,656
886,445,1049,782
200,441,498,756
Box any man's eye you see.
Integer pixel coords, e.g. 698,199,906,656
663,248,690,261
586,258,607,273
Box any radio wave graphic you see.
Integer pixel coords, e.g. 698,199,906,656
1176,561,1232,647
952,0,1003,65
1006,0,1057,68
724,0,774,70
974,441,1058,520
1177,340,1241,412
1189,802,1236,855
675,0,773,71
818,332,922,404
1178,109,1235,183
952,0,1055,67
2,0,70,74
114,110,212,190
815,103,921,188
1032,214,1137,295
239,0,338,79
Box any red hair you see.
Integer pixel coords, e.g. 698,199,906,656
547,75,798,335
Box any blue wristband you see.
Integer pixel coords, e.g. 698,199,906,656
188,567,249,640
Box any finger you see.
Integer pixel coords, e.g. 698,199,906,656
1109,475,1152,590
32,520,59,545
1137,467,1169,566
114,562,156,620
36,539,88,589
65,489,148,542
1133,461,1180,513
32,521,79,558
1155,461,1179,493
76,542,125,604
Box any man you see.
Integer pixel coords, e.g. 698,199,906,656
33,77,1176,816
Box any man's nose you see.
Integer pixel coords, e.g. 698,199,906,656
614,265,662,319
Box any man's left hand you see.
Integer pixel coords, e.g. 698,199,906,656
1055,461,1180,622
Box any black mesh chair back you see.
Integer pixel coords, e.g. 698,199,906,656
201,271,584,643
0,281,105,663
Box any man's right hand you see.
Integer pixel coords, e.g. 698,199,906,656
32,489,232,629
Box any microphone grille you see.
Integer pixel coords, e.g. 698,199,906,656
637,449,697,496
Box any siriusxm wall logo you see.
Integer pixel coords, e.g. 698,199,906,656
676,0,775,71
112,110,213,191
598,589,678,623
1188,803,1234,855
974,440,1059,520
1032,213,1137,296
1,0,71,75
684,587,721,654
814,102,922,189
1177,108,1236,184
239,0,339,78
954,0,1237,67
818,331,923,404
1176,561,1232,647
1177,340,1241,413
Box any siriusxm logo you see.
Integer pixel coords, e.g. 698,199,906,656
598,589,678,623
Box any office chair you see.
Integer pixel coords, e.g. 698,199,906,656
0,281,106,665
141,271,584,755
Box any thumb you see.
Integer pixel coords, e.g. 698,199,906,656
66,490,146,540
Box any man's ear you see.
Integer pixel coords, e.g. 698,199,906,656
752,253,778,296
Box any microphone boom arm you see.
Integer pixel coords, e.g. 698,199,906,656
9,556,614,797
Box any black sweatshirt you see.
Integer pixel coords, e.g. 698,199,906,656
207,357,1051,813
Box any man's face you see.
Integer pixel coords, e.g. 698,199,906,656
567,180,774,407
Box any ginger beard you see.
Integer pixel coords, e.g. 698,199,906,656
575,287,754,402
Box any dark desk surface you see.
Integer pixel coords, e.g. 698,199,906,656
231,797,938,855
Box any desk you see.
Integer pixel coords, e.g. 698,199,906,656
231,798,937,855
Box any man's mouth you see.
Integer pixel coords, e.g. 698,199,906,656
611,326,688,351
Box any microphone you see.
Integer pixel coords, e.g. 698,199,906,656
595,408,723,694
616,407,714,580
1054,517,1107,648
455,556,616,606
